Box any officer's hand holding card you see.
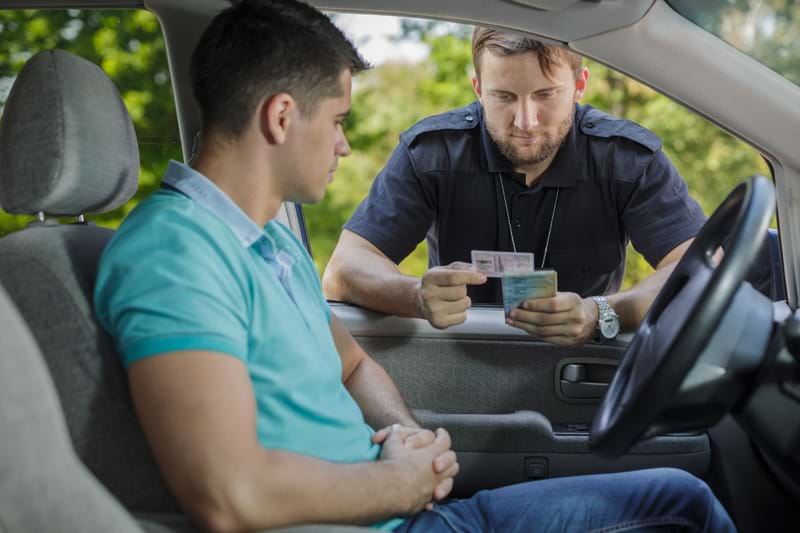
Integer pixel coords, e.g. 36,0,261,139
470,250,558,319
420,261,487,329
502,270,558,318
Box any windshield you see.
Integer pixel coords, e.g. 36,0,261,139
668,0,799,86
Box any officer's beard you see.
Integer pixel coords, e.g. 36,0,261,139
489,105,574,168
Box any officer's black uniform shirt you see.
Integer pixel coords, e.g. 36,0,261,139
345,102,707,304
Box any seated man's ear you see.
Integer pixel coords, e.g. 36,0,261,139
260,93,296,145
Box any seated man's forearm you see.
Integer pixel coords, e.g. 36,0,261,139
346,355,419,430
195,449,411,532
127,352,430,533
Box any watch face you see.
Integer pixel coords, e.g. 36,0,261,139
600,315,620,339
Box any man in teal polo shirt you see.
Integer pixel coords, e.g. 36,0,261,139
95,1,735,531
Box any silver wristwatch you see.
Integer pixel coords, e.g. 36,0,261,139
592,296,620,341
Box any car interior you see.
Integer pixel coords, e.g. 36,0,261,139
0,1,799,532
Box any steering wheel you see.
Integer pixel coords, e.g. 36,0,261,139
589,175,776,457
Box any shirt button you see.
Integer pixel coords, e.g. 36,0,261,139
465,115,474,122
514,220,521,228
585,121,595,129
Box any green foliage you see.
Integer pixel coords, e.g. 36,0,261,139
580,60,770,287
0,9,181,236
0,10,776,294
668,0,800,86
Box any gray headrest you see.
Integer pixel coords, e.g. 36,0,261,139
0,50,139,216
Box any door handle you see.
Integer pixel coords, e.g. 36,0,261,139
557,361,618,400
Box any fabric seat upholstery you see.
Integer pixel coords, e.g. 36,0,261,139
0,49,178,513
0,284,145,533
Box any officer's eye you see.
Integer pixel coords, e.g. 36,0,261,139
537,90,556,99
494,93,513,102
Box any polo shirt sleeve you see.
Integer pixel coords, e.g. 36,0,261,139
94,213,249,368
344,142,435,264
623,149,707,267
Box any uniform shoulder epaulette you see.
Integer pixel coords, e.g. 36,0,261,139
579,106,661,152
400,102,481,146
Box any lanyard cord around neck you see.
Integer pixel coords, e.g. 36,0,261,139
497,173,559,269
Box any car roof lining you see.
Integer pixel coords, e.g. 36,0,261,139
2,1,144,7
13,0,657,42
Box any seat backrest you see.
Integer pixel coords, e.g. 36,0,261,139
0,283,144,533
0,50,178,513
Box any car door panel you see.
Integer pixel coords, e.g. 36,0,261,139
334,303,711,496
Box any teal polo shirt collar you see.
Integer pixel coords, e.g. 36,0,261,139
161,160,298,284
162,160,266,248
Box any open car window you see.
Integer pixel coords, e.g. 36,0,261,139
667,0,799,87
302,14,773,297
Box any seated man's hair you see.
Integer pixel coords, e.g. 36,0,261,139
191,0,370,137
472,27,582,81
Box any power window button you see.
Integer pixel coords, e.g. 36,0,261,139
525,458,548,480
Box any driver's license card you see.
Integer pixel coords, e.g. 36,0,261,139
502,270,558,318
471,250,534,278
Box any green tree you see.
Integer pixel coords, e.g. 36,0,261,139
0,9,181,236
581,61,770,287
668,0,800,85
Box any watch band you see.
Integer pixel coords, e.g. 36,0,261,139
592,295,619,341
592,295,611,316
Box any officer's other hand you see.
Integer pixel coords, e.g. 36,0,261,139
418,262,487,329
506,292,599,347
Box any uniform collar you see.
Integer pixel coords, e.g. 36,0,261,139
161,160,278,254
480,103,581,189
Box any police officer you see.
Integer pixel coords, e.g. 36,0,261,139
323,27,706,347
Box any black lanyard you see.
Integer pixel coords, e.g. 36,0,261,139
496,173,559,269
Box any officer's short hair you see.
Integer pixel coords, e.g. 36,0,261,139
472,27,582,81
191,0,370,138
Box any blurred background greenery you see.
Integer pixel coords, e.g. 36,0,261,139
0,7,777,291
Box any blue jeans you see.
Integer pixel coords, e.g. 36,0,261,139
394,468,735,532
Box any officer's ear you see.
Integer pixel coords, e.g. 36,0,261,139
472,76,482,100
573,67,590,102
259,92,296,145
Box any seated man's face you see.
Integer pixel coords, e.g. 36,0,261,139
284,69,353,204
475,51,582,168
